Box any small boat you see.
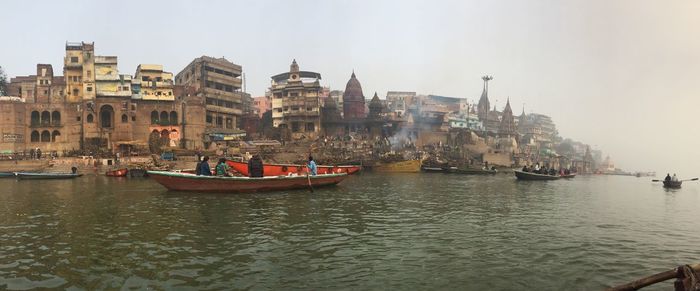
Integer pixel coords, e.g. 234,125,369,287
447,167,498,175
147,171,348,193
0,172,16,178
373,160,422,173
226,160,361,176
663,180,683,189
514,170,560,181
421,166,448,173
16,172,83,180
105,168,128,177
560,173,577,179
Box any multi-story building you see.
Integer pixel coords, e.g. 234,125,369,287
253,95,271,118
63,42,95,103
270,60,322,139
135,64,174,101
386,91,415,117
175,56,246,132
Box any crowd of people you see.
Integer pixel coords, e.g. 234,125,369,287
193,154,318,177
521,163,573,176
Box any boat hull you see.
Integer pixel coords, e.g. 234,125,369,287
514,170,560,181
663,180,682,188
561,174,576,179
0,172,16,178
373,160,421,173
16,172,83,180
447,167,498,175
226,160,361,176
128,168,147,177
105,168,128,177
421,166,447,173
147,171,348,193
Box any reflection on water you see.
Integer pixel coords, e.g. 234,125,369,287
1,174,699,290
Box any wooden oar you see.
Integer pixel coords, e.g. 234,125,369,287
682,177,699,182
607,263,700,291
306,165,314,193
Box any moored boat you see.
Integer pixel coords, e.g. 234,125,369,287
663,180,682,189
105,168,128,177
147,170,348,193
16,172,83,180
128,168,147,177
226,160,361,176
447,167,498,175
373,160,421,173
514,170,560,181
560,173,577,179
0,172,16,178
421,166,447,173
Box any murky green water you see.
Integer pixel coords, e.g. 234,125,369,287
1,173,699,290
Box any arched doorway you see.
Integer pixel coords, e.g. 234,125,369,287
40,130,51,142
100,105,114,128
52,111,61,125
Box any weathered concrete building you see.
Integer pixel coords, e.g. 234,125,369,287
270,60,322,140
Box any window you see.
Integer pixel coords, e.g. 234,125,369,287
51,130,61,142
216,116,223,128
276,108,282,113
73,89,79,96
70,56,79,63
87,70,91,76
87,87,93,92
41,130,51,142
52,111,61,125
76,116,81,122
206,114,213,123
121,114,128,123
160,111,169,125
290,92,299,97
151,111,158,124
169,111,178,125
131,116,136,122
307,107,313,111
86,114,94,123
44,90,48,95
306,123,315,131
291,122,300,132
226,118,233,129
30,131,39,142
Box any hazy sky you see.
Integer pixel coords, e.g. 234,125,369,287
2,0,699,175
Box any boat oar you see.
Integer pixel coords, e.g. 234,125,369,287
651,179,661,182
306,166,314,193
607,263,700,291
681,177,699,182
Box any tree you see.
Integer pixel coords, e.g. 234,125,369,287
0,66,7,96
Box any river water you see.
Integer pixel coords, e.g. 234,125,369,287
1,173,699,290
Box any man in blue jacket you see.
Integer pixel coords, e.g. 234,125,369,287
196,156,212,176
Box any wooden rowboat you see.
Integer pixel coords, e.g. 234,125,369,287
105,168,128,177
514,170,561,181
663,180,682,189
0,172,16,178
447,167,498,175
373,160,422,173
16,172,83,180
226,160,361,176
147,170,348,193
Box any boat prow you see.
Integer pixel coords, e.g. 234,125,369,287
147,171,349,193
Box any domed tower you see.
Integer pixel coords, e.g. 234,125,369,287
342,71,366,119
368,92,384,119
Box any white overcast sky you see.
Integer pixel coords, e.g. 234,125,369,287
2,0,699,175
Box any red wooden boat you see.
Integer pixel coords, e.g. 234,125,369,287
226,160,361,176
105,168,129,177
147,171,348,193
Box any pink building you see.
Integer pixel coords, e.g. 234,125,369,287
253,96,271,118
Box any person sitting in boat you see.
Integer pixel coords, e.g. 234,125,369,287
522,165,529,172
534,163,540,173
664,173,671,182
247,154,264,178
197,156,212,176
215,158,231,177
672,173,678,182
549,168,556,176
307,156,318,176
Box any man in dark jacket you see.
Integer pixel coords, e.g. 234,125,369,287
197,156,212,176
248,154,264,177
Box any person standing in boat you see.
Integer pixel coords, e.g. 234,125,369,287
247,154,264,178
197,156,212,176
307,156,318,176
664,173,672,182
215,158,231,177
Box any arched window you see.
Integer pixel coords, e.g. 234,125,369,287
151,110,158,124
100,105,114,128
52,111,61,125
40,130,51,142
30,130,40,142
160,111,169,125
51,130,61,142
121,114,128,123
41,111,51,125
31,111,40,126
169,111,178,125
87,113,94,123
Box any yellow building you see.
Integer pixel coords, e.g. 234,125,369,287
63,42,95,103
134,64,174,101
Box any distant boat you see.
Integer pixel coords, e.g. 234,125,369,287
147,171,348,193
0,172,16,178
663,180,683,189
514,170,561,181
16,172,83,180
447,167,498,175
105,168,128,177
373,160,422,173
226,160,361,176
560,173,577,179
421,166,447,173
